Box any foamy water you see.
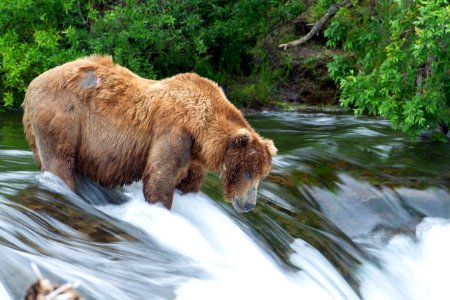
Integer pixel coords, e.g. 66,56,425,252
100,184,354,300
0,282,12,300
359,218,450,300
101,182,450,300
1,173,450,299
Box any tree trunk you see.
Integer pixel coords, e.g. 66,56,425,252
279,0,353,50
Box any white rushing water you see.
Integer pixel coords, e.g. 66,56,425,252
100,183,450,300
2,174,450,300
0,282,12,300
359,218,450,300
100,183,358,300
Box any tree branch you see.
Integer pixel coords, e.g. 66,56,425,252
77,0,88,25
279,0,353,50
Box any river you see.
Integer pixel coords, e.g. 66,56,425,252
0,111,449,300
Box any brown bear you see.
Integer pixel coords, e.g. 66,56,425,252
22,55,277,213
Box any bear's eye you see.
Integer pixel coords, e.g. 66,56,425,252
244,172,252,180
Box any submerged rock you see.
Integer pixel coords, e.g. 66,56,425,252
24,264,83,300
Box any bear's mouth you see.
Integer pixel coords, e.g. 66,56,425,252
231,186,257,213
232,199,247,213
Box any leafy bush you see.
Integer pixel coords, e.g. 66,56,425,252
0,0,302,108
325,0,449,139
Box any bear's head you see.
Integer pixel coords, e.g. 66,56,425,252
222,128,277,213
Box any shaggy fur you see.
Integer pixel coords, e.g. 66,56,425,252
23,55,277,210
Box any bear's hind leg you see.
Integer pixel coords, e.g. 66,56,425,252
176,164,205,194
42,156,76,190
32,112,79,191
23,110,42,167
34,133,76,190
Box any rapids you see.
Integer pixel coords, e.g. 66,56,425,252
0,111,449,299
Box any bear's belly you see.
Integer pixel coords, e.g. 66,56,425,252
76,117,151,188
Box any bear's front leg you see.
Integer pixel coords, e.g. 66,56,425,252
176,163,205,194
142,128,192,209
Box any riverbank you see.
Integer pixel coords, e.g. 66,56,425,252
225,23,342,109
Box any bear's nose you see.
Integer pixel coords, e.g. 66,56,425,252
243,202,255,212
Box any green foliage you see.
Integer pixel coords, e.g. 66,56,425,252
0,0,303,108
325,0,449,139
226,63,278,108
307,0,341,22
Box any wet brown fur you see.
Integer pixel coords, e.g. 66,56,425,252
22,55,277,209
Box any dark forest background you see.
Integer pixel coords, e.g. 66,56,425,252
0,0,448,139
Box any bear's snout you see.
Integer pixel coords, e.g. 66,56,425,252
232,184,257,213
244,202,256,211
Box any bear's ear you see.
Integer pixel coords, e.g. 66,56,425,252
263,139,277,156
230,128,251,148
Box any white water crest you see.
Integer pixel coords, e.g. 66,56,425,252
0,282,12,300
5,173,449,300
101,184,450,300
100,183,357,300
359,218,450,300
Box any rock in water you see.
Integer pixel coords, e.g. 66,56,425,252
24,263,83,300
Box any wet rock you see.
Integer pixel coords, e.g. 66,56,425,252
25,279,83,300
24,264,83,300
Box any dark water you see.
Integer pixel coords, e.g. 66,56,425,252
0,111,449,300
